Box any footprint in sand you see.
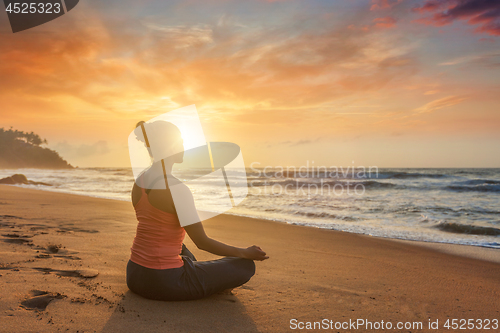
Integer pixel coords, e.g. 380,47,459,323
33,244,81,260
2,238,33,245
47,244,62,253
35,253,82,260
34,267,99,278
58,227,99,234
1,232,34,245
20,290,66,311
2,233,32,238
0,215,23,219
53,255,82,260
34,243,80,257
2,234,33,245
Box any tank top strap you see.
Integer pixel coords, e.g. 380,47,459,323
137,175,145,193
139,174,153,195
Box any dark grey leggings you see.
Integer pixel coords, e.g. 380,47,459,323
126,244,256,301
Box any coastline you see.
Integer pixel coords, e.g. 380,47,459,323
1,185,499,332
1,168,499,250
3,182,500,260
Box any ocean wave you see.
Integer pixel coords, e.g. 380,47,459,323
446,184,500,193
417,206,500,216
292,210,359,221
390,172,448,179
457,179,500,186
248,179,398,189
248,170,458,180
433,222,500,236
374,171,451,180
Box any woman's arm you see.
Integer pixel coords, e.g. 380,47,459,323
184,222,269,261
172,181,268,261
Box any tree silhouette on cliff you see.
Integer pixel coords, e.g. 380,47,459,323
0,127,73,169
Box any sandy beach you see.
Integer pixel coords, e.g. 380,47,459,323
1,185,499,332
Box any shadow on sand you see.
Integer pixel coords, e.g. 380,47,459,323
101,290,260,333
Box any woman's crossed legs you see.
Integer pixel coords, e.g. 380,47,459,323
126,245,255,301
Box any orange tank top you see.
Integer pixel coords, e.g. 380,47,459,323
130,185,185,269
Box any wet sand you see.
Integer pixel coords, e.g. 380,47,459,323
1,185,499,332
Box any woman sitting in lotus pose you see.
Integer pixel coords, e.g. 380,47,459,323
126,120,268,301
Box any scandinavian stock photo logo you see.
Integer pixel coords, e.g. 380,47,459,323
128,104,248,227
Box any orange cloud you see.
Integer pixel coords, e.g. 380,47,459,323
414,96,467,113
0,6,419,128
370,0,403,11
373,16,397,28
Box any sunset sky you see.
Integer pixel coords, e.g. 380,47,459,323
1,0,499,168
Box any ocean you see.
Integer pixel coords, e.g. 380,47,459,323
1,167,499,249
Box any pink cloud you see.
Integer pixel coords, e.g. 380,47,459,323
411,1,450,14
370,0,403,11
373,16,397,28
412,0,500,36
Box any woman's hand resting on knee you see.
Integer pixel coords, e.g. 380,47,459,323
242,245,269,261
